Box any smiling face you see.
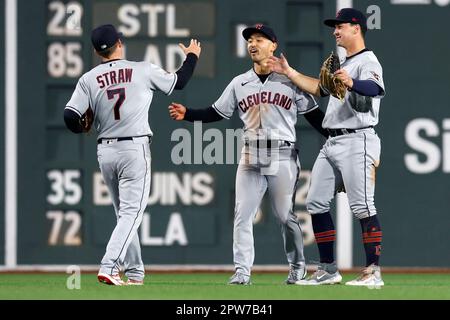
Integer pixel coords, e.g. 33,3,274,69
333,22,361,48
247,33,277,63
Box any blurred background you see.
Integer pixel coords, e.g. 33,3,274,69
0,0,449,270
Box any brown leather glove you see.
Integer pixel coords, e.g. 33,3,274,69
319,52,347,101
80,107,94,133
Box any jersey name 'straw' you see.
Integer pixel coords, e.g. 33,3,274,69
96,68,133,88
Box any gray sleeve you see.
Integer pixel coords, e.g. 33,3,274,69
66,76,90,116
295,89,318,115
148,63,178,95
211,80,237,120
359,61,385,98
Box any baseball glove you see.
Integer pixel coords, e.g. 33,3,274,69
80,107,94,133
319,52,347,101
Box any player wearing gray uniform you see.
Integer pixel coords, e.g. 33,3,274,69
169,25,328,285
64,24,201,285
268,9,385,286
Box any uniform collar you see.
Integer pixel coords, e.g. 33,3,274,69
252,68,272,77
101,58,123,64
345,48,370,61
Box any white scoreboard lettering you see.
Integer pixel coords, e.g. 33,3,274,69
117,3,189,37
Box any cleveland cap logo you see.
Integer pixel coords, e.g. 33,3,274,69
336,10,341,18
255,23,263,29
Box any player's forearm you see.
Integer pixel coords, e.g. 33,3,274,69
64,108,83,133
287,68,321,97
174,53,198,90
184,106,224,123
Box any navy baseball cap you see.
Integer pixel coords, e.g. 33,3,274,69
91,24,123,52
242,24,277,43
324,8,367,30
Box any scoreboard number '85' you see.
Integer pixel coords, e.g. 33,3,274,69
47,1,83,78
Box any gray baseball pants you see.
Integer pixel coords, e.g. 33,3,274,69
233,145,305,276
306,129,381,219
97,136,151,281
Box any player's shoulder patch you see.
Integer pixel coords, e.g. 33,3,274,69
370,71,380,81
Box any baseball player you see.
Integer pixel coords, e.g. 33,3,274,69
63,24,201,285
168,24,329,285
268,8,385,286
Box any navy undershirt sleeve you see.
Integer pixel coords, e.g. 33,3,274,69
174,53,198,90
304,108,329,138
184,106,224,123
351,79,382,97
319,86,329,97
64,108,83,133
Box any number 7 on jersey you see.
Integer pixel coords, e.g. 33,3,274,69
107,88,125,120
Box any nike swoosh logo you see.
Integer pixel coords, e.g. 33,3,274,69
316,274,326,280
241,81,250,86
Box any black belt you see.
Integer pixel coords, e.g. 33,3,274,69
97,137,133,144
327,126,373,137
244,140,292,148
97,136,150,144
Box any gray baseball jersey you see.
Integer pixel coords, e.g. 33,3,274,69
213,69,316,277
322,50,385,129
66,59,176,280
66,59,177,139
212,69,318,142
307,49,385,220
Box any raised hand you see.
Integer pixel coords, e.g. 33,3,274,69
267,53,293,77
179,39,202,58
334,68,353,89
168,102,187,121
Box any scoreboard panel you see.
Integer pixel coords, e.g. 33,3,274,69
4,0,450,268
16,0,334,265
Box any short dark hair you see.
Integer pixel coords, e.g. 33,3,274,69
96,41,118,58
